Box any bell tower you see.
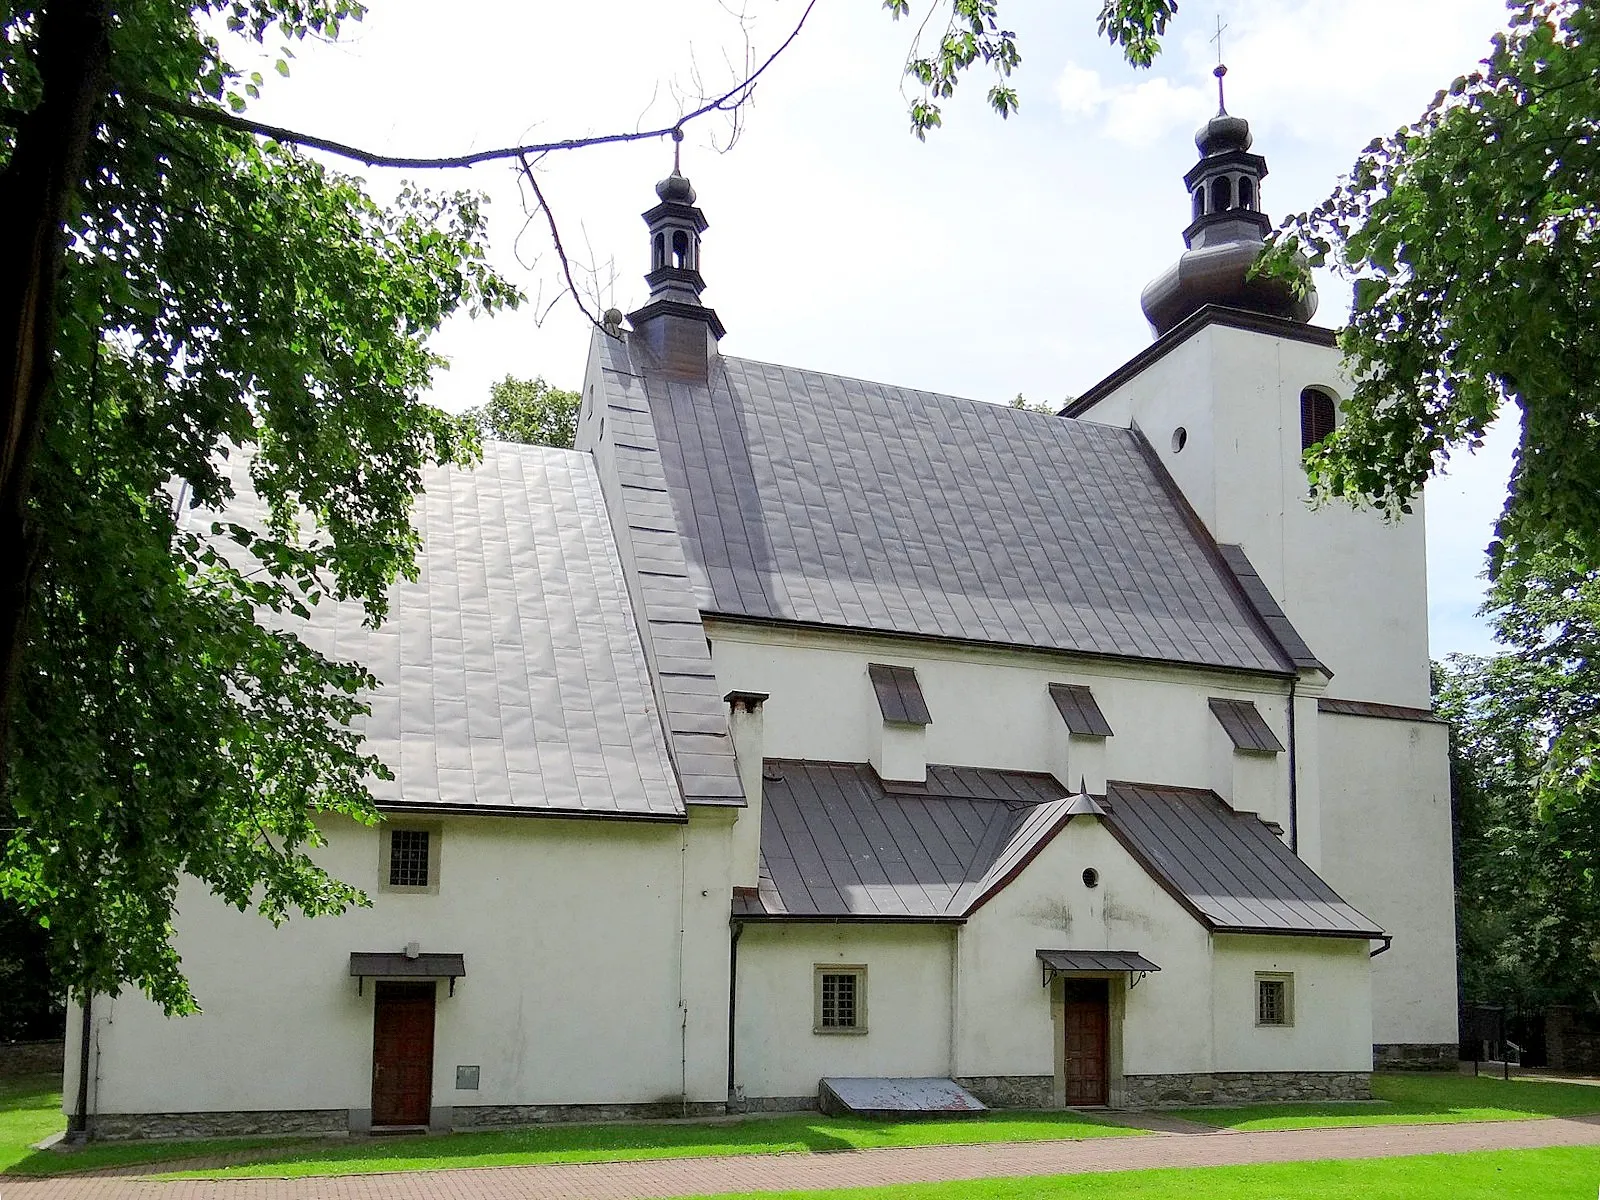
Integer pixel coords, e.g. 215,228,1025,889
1140,65,1317,337
626,135,724,378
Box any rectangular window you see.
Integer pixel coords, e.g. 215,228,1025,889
814,965,867,1034
380,825,440,893
389,829,431,888
1256,973,1294,1027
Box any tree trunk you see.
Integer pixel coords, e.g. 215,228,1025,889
0,0,111,785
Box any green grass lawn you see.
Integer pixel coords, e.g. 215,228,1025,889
0,1075,67,1173
1171,1071,1600,1132
666,1147,1600,1199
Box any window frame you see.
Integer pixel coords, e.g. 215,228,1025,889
1255,972,1295,1028
813,964,868,1035
1299,386,1338,452
379,823,442,895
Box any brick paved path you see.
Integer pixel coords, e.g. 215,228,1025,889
6,1116,1599,1199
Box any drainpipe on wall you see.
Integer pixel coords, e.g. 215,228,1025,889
1287,674,1299,855
68,993,91,1142
727,921,743,1103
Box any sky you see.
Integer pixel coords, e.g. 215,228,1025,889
233,0,1517,659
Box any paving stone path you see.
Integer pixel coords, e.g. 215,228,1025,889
6,1115,1599,1199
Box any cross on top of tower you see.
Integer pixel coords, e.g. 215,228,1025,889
1210,16,1229,112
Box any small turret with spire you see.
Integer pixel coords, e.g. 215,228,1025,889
1139,60,1317,338
626,131,725,378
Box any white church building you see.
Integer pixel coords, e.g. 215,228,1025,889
66,100,1458,1137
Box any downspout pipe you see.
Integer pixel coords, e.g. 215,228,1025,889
1287,673,1299,855
1370,935,1393,959
68,993,91,1141
727,921,743,1105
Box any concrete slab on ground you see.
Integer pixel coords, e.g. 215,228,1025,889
819,1077,987,1119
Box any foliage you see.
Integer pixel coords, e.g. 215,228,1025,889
1264,0,1600,580
1010,393,1064,415
0,896,62,1041
1437,632,1600,1017
465,376,582,450
0,1,516,1014
886,1,1178,137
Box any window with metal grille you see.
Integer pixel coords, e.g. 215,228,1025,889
1256,974,1293,1026
815,966,867,1033
1300,387,1337,451
389,829,431,889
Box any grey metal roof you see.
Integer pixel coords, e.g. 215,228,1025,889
1215,544,1324,672
579,333,745,805
1318,697,1445,724
1037,949,1161,974
1105,781,1383,938
349,952,466,980
1209,697,1285,753
613,346,1294,674
1050,683,1114,737
200,444,686,821
869,663,932,725
746,761,1382,939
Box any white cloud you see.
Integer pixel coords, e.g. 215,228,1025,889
1054,63,1208,146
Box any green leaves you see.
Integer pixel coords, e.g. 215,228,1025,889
465,376,582,450
1096,0,1179,69
1267,1,1600,583
1,0,515,1012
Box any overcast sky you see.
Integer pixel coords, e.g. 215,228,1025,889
235,0,1517,660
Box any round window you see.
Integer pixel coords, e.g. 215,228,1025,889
1082,867,1100,889
1171,426,1188,453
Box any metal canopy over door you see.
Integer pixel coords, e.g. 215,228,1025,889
1063,978,1109,1106
372,981,436,1127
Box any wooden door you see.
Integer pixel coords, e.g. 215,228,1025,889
1063,978,1109,1106
372,981,436,1127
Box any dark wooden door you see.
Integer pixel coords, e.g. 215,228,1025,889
372,981,436,1127
1063,978,1109,1106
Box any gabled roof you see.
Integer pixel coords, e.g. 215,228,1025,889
599,338,1298,676
745,761,1382,939
198,444,686,821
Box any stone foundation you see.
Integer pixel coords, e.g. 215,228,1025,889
1122,1071,1371,1108
956,1076,1055,1108
453,1099,726,1128
87,1109,348,1142
736,1095,819,1113
0,1039,64,1079
1373,1043,1459,1071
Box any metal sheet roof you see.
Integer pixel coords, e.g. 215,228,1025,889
869,663,932,725
200,445,687,820
1209,697,1285,753
1050,683,1114,737
349,952,466,979
614,346,1295,674
1215,544,1324,673
1037,949,1161,974
1105,781,1383,938
747,762,1382,939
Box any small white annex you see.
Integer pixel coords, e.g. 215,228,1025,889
67,98,1457,1137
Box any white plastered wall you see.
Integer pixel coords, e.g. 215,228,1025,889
70,808,735,1119
733,923,956,1101
706,620,1296,839
1079,323,1430,710
1316,713,1458,1047
1210,935,1374,1072
959,816,1213,1084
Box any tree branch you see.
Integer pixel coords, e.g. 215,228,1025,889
123,0,817,170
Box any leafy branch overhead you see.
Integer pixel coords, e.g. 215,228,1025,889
1261,0,1600,581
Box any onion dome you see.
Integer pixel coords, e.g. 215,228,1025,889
1140,67,1316,338
655,170,696,205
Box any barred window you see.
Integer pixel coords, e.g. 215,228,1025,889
1257,974,1294,1027
389,829,431,889
814,966,867,1033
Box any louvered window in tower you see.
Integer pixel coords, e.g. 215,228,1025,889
1300,387,1337,451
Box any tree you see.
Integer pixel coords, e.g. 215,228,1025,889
466,377,582,450
1266,0,1600,582
0,0,1185,1013
0,0,517,1013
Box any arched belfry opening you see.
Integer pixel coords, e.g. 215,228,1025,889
1300,387,1337,451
